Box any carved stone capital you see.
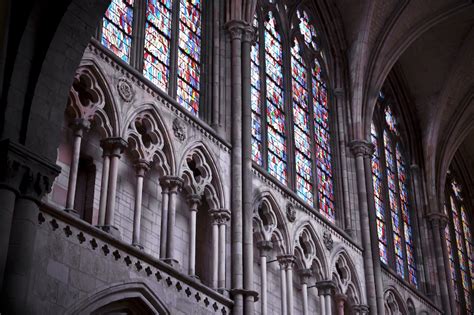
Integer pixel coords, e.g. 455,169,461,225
69,118,91,137
351,304,370,314
159,176,184,193
134,159,150,177
0,139,60,200
100,137,127,157
298,268,313,284
277,254,296,269
315,280,336,296
210,208,231,225
186,194,202,210
242,24,256,43
426,212,448,229
257,240,273,257
225,20,248,41
349,140,374,157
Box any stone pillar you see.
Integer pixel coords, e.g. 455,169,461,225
211,213,219,289
278,255,296,315
316,280,336,315
334,294,346,315
159,179,170,259
242,23,256,315
0,140,60,313
427,212,453,314
257,241,273,315
361,142,385,314
98,153,110,226
299,269,312,315
186,194,201,277
161,176,183,267
211,208,231,292
64,118,90,215
101,137,127,236
279,259,288,315
225,19,245,314
351,304,370,315
349,140,378,314
131,160,149,249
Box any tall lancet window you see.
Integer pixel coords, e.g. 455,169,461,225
370,94,418,287
251,3,336,223
100,0,203,116
444,172,474,313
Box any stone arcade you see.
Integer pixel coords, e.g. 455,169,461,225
0,0,473,314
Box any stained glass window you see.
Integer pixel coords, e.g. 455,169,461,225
177,0,202,115
101,0,202,115
250,6,335,223
445,175,474,313
371,100,418,287
143,0,172,92
264,11,287,185
101,0,134,63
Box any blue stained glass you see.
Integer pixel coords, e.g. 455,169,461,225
297,175,313,204
266,102,285,133
314,104,329,130
267,128,286,161
296,151,312,181
266,80,284,108
293,106,309,132
294,127,311,157
146,0,172,35
102,0,134,63
315,127,331,152
379,242,388,264
385,105,398,135
297,10,318,50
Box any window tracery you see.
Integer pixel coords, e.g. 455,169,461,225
251,1,335,223
370,94,418,287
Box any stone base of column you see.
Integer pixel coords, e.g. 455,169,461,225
132,243,144,250
162,258,180,269
64,208,80,217
99,225,121,238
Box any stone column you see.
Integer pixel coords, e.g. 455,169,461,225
334,294,346,315
278,255,296,315
351,304,370,315
349,140,378,314
186,194,201,277
211,211,219,289
211,208,231,292
159,178,170,259
278,258,288,315
161,176,183,267
225,19,245,314
98,152,110,226
299,269,313,315
257,241,273,315
427,212,453,314
242,23,257,315
316,280,336,315
361,142,385,314
64,118,90,215
101,137,127,236
0,140,60,313
131,160,149,249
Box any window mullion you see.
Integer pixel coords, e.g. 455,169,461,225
130,0,146,71
306,59,318,212
168,0,181,98
258,17,268,171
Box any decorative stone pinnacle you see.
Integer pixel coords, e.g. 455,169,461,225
349,140,374,157
100,137,128,157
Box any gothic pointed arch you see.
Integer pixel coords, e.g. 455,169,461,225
384,287,408,315
65,282,170,315
252,191,290,253
178,142,225,209
122,104,175,176
328,248,363,306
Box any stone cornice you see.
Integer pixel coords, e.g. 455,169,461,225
0,139,60,200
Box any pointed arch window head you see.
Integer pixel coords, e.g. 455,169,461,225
444,173,474,312
100,0,202,116
370,98,418,287
251,4,335,223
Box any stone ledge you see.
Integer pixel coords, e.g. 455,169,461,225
39,202,234,311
